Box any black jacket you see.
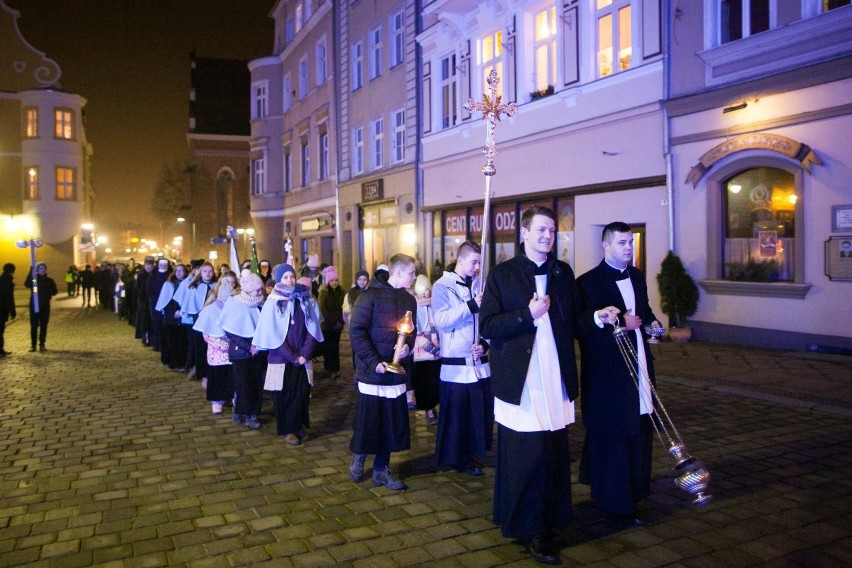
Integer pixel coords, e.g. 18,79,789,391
318,285,345,332
0,273,15,319
479,247,580,405
576,260,658,436
349,274,416,386
25,274,58,311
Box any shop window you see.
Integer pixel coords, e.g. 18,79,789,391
723,167,795,282
596,0,632,78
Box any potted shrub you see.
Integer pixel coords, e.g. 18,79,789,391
656,251,699,343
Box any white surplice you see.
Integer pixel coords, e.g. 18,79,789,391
615,278,654,415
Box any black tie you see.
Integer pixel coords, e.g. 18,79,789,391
614,269,629,281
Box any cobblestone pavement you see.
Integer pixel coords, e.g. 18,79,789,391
0,294,850,567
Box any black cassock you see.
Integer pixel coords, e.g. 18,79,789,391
576,259,658,515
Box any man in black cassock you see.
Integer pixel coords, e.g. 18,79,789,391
479,206,580,565
576,221,661,526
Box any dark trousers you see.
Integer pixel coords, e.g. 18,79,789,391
150,311,163,351
29,309,50,348
81,286,92,306
322,329,341,372
0,316,7,352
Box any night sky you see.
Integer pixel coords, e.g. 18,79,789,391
9,0,274,240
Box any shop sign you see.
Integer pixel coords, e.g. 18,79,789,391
493,204,516,235
445,209,467,235
362,179,384,203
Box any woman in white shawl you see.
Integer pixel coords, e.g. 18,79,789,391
154,264,188,372
194,272,236,414
219,270,265,429
175,261,217,381
255,263,323,446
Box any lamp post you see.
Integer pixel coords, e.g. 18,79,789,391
177,216,196,260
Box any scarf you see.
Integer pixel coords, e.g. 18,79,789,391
254,283,323,350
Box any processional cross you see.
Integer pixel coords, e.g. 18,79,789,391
463,68,517,278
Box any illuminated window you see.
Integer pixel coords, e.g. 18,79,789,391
24,108,38,138
479,30,504,99
369,26,382,80
597,0,632,77
55,167,75,200
440,54,458,129
391,109,405,163
353,126,364,174
533,6,557,91
390,10,405,67
723,167,796,282
371,118,383,170
54,109,74,139
352,41,364,90
24,166,39,200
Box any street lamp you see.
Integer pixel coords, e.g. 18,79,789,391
176,216,196,260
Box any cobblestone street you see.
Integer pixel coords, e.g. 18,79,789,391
1,295,850,567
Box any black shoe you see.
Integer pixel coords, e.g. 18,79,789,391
39,345,46,352
0,350,9,356
29,347,36,352
527,537,560,565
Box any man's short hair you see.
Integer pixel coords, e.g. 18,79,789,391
457,240,481,259
388,253,415,274
2,263,14,274
602,221,632,242
521,206,557,230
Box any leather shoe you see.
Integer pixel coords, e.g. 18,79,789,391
527,537,560,565
283,433,301,446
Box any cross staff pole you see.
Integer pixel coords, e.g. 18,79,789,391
463,70,516,378
463,69,517,282
16,238,43,314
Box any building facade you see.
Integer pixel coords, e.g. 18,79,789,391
186,53,253,264
0,0,93,272
335,0,420,285
250,0,337,269
418,0,667,303
666,0,852,349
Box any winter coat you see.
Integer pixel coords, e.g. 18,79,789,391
479,247,580,405
318,284,345,332
349,274,417,386
431,270,482,360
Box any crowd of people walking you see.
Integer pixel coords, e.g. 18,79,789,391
0,206,665,565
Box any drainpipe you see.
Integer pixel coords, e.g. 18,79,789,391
663,0,675,253
414,0,425,261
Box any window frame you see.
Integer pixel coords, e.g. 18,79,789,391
440,53,458,130
352,40,364,91
54,108,74,140
251,81,269,119
316,37,327,86
301,137,311,187
352,126,364,175
24,107,38,138
390,9,405,68
391,108,405,164
700,154,810,299
370,117,384,170
299,55,309,100
319,129,329,180
369,25,383,80
55,166,75,201
284,145,293,193
24,166,39,200
251,155,266,195
478,29,505,100
595,0,634,78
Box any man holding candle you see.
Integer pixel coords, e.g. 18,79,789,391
348,253,417,490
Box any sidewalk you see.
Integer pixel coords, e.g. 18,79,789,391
0,295,849,567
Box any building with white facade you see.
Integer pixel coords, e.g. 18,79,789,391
666,1,852,349
0,1,93,271
417,0,667,307
249,0,337,268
